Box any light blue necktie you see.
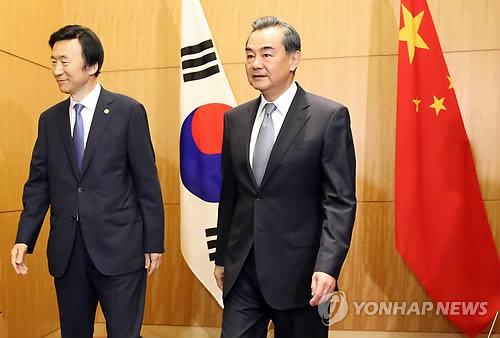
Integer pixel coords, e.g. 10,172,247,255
252,103,277,186
73,103,85,172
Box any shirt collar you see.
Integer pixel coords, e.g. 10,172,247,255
70,82,102,112
258,81,298,116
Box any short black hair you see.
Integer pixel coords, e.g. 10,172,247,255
250,16,301,53
49,25,104,77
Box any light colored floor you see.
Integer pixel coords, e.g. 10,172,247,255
42,324,497,338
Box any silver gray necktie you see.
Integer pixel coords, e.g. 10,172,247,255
252,103,277,186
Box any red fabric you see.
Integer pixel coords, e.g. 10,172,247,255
395,0,500,336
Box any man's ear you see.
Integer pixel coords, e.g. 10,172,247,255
289,50,301,72
85,63,99,76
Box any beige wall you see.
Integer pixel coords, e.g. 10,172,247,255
0,0,499,336
0,1,65,336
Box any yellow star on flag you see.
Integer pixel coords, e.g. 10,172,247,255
412,99,421,112
430,96,446,116
448,76,454,89
399,4,430,64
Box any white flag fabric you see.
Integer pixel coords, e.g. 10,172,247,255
179,0,236,307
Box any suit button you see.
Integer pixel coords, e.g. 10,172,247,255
77,187,83,194
256,196,262,201
71,215,76,221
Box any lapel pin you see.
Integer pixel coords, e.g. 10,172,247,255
104,108,110,115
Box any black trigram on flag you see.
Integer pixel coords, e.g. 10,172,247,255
205,227,218,261
181,39,220,82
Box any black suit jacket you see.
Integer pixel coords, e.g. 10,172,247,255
215,84,356,310
15,87,164,278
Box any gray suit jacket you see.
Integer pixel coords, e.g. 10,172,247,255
215,83,356,309
16,88,164,278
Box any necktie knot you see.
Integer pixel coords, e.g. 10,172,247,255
74,103,85,116
263,103,276,117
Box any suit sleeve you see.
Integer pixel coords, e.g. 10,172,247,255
127,103,165,253
215,113,238,266
16,114,50,253
314,105,357,279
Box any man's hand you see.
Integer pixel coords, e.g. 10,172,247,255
310,271,336,306
145,253,163,277
214,265,224,291
11,243,29,275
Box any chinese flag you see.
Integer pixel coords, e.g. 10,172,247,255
395,0,500,336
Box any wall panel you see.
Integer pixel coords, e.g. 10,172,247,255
429,0,500,52
0,212,59,337
62,0,181,71
54,0,500,70
0,1,64,336
0,53,65,213
143,205,222,326
445,50,500,200
0,1,63,66
0,0,497,335
203,0,500,64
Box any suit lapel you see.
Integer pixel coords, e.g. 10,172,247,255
80,88,114,178
259,85,310,188
239,98,261,189
56,98,81,180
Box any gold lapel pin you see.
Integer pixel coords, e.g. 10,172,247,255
104,108,110,114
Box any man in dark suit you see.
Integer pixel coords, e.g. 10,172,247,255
214,16,356,337
10,25,164,337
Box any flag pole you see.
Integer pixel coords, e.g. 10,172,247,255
488,311,498,338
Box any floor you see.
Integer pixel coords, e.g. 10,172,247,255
42,324,498,338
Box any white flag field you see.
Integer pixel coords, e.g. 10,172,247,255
179,0,236,307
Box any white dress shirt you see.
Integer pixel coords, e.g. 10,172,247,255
249,82,298,167
69,82,102,148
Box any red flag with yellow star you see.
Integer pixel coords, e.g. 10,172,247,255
395,0,500,336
